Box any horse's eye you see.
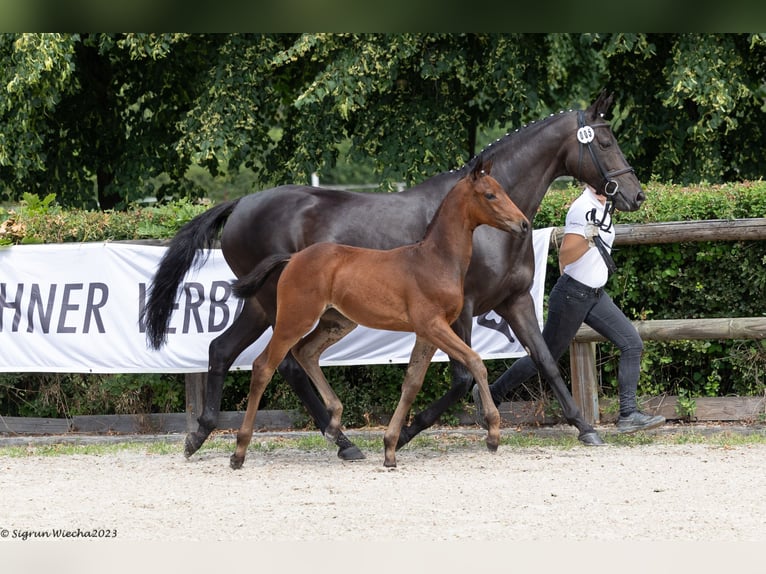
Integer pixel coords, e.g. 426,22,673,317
598,137,613,150
484,193,497,200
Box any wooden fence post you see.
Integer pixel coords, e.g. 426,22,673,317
569,341,599,425
185,373,206,433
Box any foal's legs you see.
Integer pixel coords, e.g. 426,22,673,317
230,304,327,469
230,342,287,469
383,337,437,467
396,308,474,449
421,321,501,453
291,311,359,446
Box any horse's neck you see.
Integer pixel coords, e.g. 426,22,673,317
407,113,574,221
470,115,573,217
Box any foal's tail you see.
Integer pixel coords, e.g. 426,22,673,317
143,198,242,350
231,254,291,299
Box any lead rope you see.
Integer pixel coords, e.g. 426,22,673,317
586,207,617,275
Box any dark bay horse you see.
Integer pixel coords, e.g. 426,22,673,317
229,160,529,468
143,90,644,460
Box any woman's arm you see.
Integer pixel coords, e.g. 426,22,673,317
558,232,590,273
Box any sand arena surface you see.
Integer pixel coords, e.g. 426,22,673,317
1,425,765,546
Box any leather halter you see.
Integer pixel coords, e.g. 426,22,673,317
577,110,635,198
577,110,635,230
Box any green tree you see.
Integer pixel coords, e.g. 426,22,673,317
3,33,766,211
1,33,602,208
592,33,766,183
182,33,601,190
0,33,222,209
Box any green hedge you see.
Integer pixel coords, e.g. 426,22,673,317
1,181,765,424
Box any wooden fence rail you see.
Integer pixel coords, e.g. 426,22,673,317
551,217,766,246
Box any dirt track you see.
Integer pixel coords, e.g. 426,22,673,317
2,426,765,546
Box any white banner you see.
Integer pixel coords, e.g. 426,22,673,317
0,228,552,373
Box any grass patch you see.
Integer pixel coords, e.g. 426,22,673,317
1,425,765,458
0,440,182,458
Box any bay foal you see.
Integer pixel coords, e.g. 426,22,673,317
229,158,529,468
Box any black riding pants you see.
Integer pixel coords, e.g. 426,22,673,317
490,273,643,416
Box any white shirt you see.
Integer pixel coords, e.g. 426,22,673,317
561,186,615,288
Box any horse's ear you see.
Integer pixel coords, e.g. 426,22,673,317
588,89,614,121
471,157,492,180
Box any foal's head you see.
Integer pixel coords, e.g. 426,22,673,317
464,157,530,236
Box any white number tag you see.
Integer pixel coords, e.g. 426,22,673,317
577,126,595,144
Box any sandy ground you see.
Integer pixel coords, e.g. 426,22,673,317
1,426,764,572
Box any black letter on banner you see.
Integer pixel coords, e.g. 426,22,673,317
0,283,23,332
208,280,231,332
27,284,57,333
83,283,108,333
182,282,204,334
57,283,83,333
137,283,147,333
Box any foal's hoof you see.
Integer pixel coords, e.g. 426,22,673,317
184,432,206,458
338,445,366,461
229,454,245,470
486,439,499,453
578,430,606,446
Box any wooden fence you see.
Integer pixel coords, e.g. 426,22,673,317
550,217,766,246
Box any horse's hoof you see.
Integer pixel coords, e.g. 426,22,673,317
229,454,245,470
334,433,365,460
383,460,397,469
578,430,606,446
486,440,499,453
184,432,205,458
338,445,366,461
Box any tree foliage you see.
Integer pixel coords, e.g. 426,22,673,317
595,33,766,183
2,33,766,210
0,33,221,209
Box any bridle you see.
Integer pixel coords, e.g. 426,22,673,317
576,110,635,232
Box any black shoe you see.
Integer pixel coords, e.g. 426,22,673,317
616,411,666,434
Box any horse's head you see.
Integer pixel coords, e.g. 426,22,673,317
469,157,530,236
567,90,645,212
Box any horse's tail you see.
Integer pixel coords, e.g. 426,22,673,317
231,254,291,299
143,198,242,349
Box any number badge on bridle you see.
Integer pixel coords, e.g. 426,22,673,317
577,125,595,144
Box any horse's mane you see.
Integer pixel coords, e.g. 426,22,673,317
460,109,575,175
419,108,577,241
